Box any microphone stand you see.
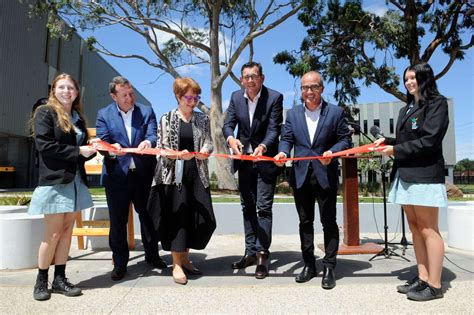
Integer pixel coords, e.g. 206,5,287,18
369,155,409,262
367,127,411,255
348,124,409,261
397,208,410,255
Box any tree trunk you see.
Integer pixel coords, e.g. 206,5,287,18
209,85,237,190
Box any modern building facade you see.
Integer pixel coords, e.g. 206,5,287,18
0,0,151,188
352,100,456,183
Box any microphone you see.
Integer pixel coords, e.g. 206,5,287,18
370,125,384,139
347,122,361,134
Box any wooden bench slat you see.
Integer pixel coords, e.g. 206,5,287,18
81,220,110,227
72,228,110,236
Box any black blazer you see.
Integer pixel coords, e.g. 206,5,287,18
386,95,449,184
34,105,91,186
222,85,283,176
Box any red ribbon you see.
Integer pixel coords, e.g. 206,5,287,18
90,140,385,162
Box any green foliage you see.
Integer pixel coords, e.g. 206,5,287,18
0,195,31,206
275,181,292,195
454,159,474,171
359,182,381,197
457,184,474,194
209,171,219,191
274,0,473,106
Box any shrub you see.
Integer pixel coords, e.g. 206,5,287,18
0,195,31,206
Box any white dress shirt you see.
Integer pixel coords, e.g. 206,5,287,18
117,105,136,169
243,89,262,153
305,101,322,144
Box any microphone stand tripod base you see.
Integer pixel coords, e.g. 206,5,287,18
318,242,382,255
369,246,410,262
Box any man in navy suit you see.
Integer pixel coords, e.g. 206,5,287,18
96,76,166,281
223,62,283,279
274,71,352,289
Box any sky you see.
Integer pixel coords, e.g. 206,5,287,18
78,1,473,161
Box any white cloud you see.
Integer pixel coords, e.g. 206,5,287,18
177,64,205,76
456,142,474,162
222,99,230,112
150,22,234,72
364,3,388,17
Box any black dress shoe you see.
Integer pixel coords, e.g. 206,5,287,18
111,266,127,281
407,283,443,301
231,255,257,269
255,251,269,279
321,266,336,290
397,276,427,294
146,256,168,269
295,263,317,283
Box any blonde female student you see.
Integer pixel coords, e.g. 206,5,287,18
29,74,96,301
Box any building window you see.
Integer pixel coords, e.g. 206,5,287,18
363,120,368,134
389,119,394,134
373,119,380,127
445,168,449,176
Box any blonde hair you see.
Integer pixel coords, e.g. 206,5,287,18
32,73,85,134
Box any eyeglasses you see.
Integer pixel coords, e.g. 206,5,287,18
301,84,321,92
182,95,201,103
242,74,261,81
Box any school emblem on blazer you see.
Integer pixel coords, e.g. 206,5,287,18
411,117,419,130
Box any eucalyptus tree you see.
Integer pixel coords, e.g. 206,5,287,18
274,0,474,108
32,0,307,189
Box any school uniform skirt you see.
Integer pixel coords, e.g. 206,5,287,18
388,171,448,208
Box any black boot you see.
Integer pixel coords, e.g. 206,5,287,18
295,262,317,283
33,275,51,301
52,275,82,297
321,266,336,290
255,251,269,279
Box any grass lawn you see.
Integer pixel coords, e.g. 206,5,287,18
457,184,474,194
1,187,473,205
212,196,387,203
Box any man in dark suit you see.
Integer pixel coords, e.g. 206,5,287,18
274,71,352,289
96,76,166,281
223,62,283,279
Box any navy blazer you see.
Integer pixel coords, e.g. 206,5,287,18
279,101,352,190
222,85,283,176
385,95,449,184
34,105,91,186
96,102,157,188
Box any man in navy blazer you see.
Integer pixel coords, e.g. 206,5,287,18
275,71,352,289
223,62,283,279
96,76,166,281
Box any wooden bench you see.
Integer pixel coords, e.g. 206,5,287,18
73,128,135,250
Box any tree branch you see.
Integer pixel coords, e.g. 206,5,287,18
219,1,304,84
422,1,462,61
434,48,458,80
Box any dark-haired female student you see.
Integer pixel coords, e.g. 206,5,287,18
374,62,449,301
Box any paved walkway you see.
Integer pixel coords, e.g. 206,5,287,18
1,232,473,314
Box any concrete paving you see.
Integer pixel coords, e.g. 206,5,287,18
1,231,473,314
